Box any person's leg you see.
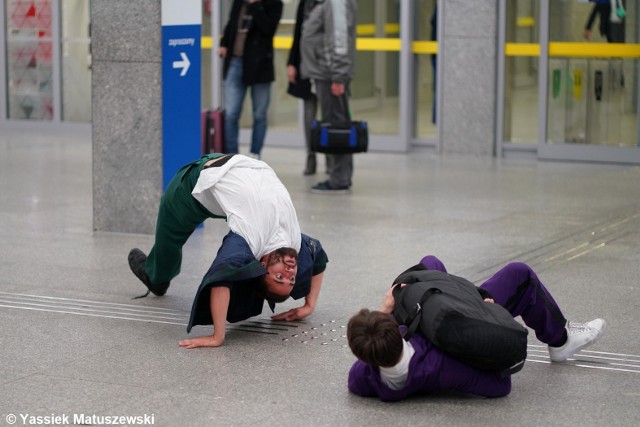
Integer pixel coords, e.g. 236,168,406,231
314,81,353,189
480,262,567,345
303,94,318,175
144,200,198,285
249,81,271,157
223,57,247,154
330,153,353,188
431,54,437,124
419,255,447,273
328,88,353,188
129,160,215,296
479,262,606,361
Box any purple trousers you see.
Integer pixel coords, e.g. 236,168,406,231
420,255,567,345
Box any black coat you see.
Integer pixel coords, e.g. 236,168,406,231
286,0,313,99
585,2,625,43
221,0,283,85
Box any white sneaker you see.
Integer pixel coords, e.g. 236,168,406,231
548,319,606,362
247,152,260,160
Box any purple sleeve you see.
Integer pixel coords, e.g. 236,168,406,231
419,255,448,273
347,361,379,397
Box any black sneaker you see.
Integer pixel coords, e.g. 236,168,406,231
128,248,170,297
310,181,350,194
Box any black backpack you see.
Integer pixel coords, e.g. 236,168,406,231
392,265,528,376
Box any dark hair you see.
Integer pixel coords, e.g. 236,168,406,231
347,309,403,368
257,277,290,304
256,247,298,304
264,247,298,268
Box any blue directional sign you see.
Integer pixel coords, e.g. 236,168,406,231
161,0,202,189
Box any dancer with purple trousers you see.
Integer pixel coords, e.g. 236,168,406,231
347,255,606,401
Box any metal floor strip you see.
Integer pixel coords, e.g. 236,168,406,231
0,290,185,314
0,299,302,335
0,296,189,320
1,299,636,373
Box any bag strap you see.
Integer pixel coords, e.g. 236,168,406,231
402,288,441,341
391,284,409,322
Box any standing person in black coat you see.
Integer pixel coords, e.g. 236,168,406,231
287,0,320,176
219,0,283,158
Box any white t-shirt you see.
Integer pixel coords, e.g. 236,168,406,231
191,155,301,259
379,339,415,390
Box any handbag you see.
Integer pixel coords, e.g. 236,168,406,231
287,78,313,100
310,120,369,154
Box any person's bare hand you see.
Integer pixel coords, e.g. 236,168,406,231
218,46,228,58
272,304,313,321
179,334,224,349
379,283,405,314
287,65,297,84
331,82,345,97
484,298,495,303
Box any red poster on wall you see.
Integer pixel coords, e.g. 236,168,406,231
7,0,53,120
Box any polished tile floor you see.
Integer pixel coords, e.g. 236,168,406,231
1,129,639,426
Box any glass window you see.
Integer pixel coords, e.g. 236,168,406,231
5,0,54,120
351,0,400,136
504,0,539,144
415,0,437,140
61,0,91,122
227,0,403,138
547,0,638,147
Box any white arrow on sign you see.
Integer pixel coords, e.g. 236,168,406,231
173,52,191,77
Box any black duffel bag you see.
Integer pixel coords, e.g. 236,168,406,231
392,266,528,376
310,120,368,154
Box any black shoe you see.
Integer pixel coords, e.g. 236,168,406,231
310,181,350,194
128,248,169,297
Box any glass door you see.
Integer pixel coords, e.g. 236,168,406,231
350,0,401,137
539,0,640,163
414,0,438,142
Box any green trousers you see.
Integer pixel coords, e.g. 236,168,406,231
145,153,226,285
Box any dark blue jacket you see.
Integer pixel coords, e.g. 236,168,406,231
187,231,328,331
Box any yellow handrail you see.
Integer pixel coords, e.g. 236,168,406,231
202,37,639,58
506,42,640,58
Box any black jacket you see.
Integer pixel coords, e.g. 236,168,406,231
585,2,625,43
286,0,312,99
221,0,283,85
187,232,328,331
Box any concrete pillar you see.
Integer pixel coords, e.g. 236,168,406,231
440,0,498,156
91,0,162,234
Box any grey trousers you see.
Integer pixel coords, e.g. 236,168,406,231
303,94,318,154
315,80,353,187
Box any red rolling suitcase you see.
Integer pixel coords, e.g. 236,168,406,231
201,108,225,154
